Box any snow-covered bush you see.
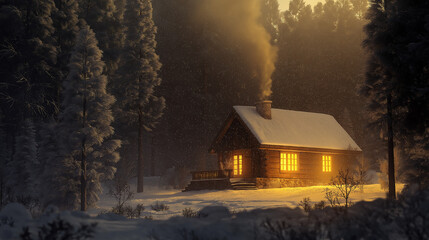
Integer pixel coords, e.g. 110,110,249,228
198,206,230,219
265,186,429,239
20,216,97,240
182,208,198,218
151,201,169,212
111,204,144,219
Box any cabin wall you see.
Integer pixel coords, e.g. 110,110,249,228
257,149,360,187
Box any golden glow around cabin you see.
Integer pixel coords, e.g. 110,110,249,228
322,155,332,172
234,154,243,176
281,153,298,171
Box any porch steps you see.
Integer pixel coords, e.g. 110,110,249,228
230,180,257,190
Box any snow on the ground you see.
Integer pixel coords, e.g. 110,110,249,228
0,177,410,240
92,176,404,220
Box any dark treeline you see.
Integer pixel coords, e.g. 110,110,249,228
0,0,163,210
0,0,427,211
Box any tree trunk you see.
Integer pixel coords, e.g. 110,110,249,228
150,135,155,176
137,109,144,193
387,92,396,200
81,96,87,211
0,176,3,208
81,139,87,211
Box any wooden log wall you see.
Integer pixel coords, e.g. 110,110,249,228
262,150,359,184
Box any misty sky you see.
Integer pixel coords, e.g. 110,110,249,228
278,0,321,11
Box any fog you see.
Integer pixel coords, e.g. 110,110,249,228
196,0,277,100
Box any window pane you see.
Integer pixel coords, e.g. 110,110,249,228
239,156,242,175
322,155,332,172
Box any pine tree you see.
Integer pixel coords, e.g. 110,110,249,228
0,0,58,120
260,0,281,44
0,1,59,191
362,0,429,194
79,0,123,77
7,119,38,198
0,124,9,207
58,24,119,210
37,121,65,208
386,0,429,189
118,0,165,193
362,0,397,199
52,0,80,101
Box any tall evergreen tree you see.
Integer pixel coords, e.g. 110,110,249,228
260,0,281,44
7,119,38,197
0,0,58,121
58,24,119,210
363,0,429,190
79,0,123,78
362,0,398,199
118,0,164,193
52,0,80,102
0,1,58,194
37,121,64,207
0,124,8,207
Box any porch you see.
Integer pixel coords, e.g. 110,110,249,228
183,170,257,191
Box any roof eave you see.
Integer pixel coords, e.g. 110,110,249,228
258,144,362,155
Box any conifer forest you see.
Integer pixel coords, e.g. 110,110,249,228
0,0,428,239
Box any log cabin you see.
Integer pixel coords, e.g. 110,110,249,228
184,101,362,191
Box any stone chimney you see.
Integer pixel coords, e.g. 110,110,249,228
256,100,272,119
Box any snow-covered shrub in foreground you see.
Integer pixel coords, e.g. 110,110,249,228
20,216,97,240
0,187,428,239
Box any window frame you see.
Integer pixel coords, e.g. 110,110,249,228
322,155,332,172
280,152,298,172
233,154,243,176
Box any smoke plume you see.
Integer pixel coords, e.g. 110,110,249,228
196,0,278,100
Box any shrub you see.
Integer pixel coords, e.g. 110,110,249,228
329,169,360,209
182,208,198,218
324,188,341,208
298,198,326,213
20,216,97,240
111,204,145,219
108,177,134,210
151,201,169,212
313,200,326,210
298,197,312,213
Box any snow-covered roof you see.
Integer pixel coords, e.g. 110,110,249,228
233,106,361,151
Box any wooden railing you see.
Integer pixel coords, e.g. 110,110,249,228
191,169,233,180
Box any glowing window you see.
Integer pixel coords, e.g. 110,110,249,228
281,153,298,171
322,155,332,172
233,154,243,176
